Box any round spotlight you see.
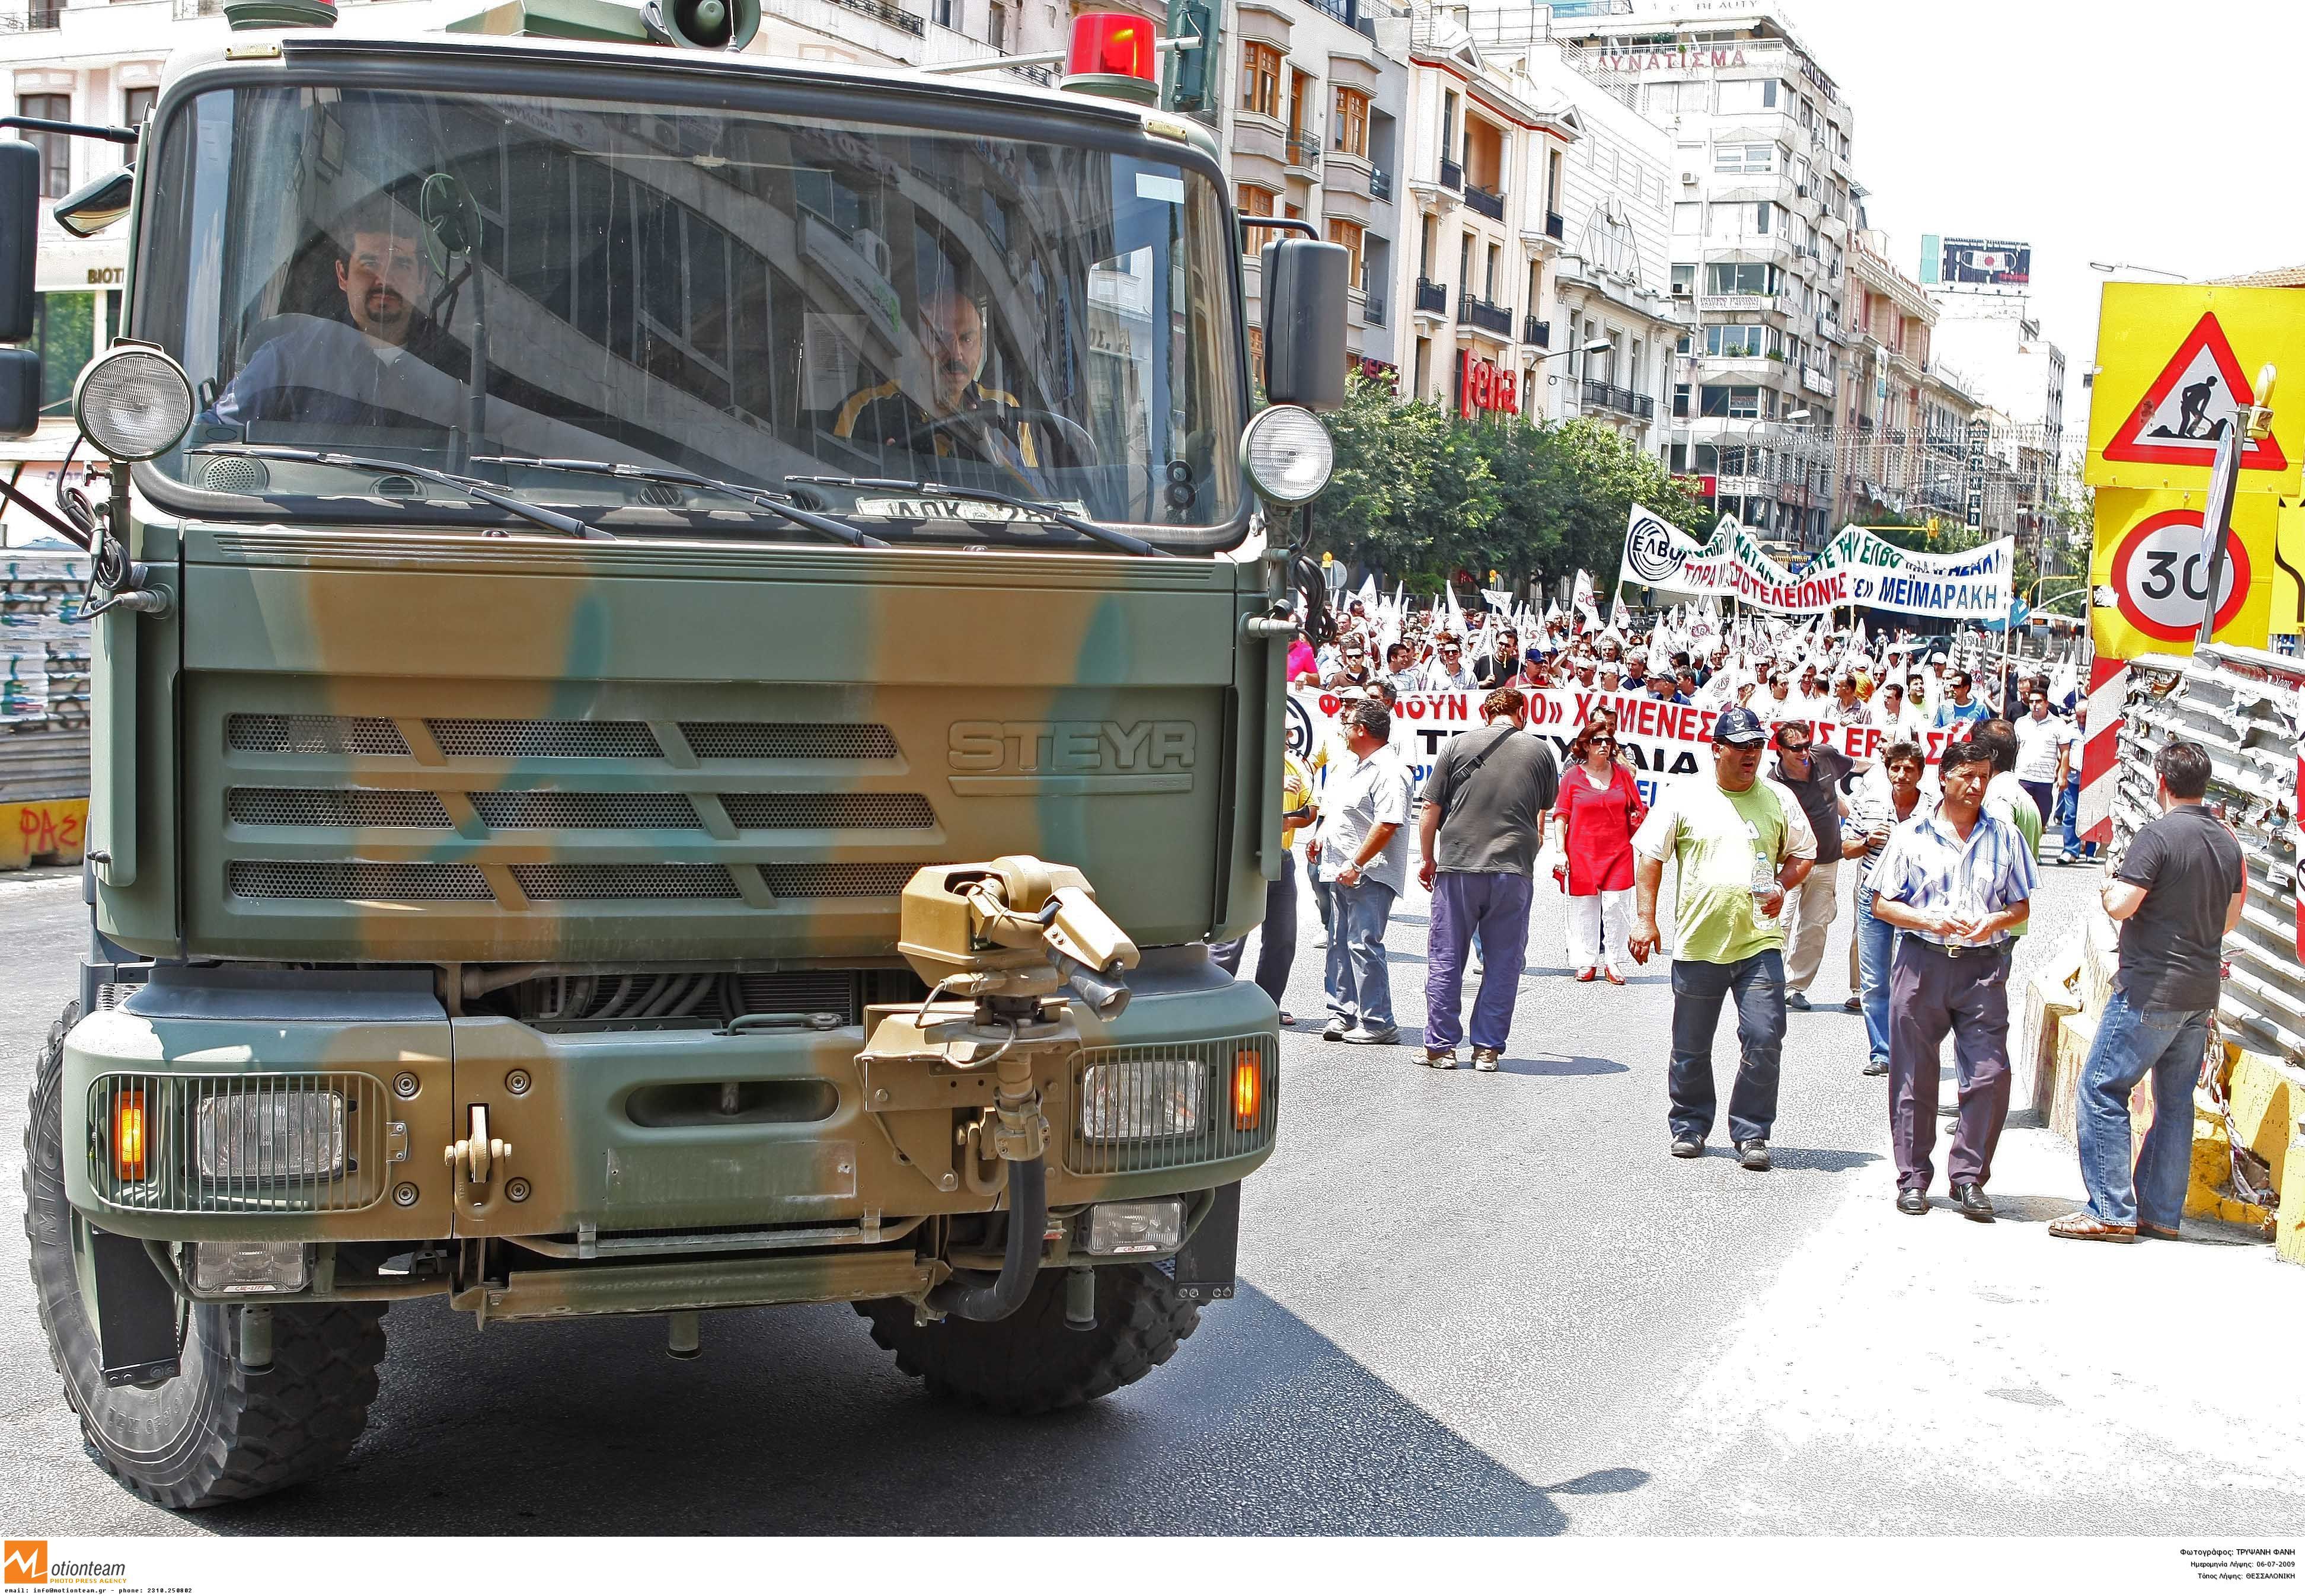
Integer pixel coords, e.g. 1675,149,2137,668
1240,405,1333,506
74,344,195,462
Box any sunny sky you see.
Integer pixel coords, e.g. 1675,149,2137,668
1771,0,2305,454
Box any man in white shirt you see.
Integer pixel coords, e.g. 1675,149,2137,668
1419,636,1481,692
2011,685,2077,826
1310,700,1413,1044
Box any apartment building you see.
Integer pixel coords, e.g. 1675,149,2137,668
1558,4,1857,549
1378,7,1576,426
1225,0,1409,384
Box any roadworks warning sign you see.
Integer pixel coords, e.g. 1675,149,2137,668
2086,283,2305,492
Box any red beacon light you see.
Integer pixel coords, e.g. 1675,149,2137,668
1064,11,1160,104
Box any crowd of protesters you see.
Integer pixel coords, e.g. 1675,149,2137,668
1254,591,2238,1234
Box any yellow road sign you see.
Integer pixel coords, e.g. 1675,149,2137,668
2090,486,2280,659
2084,282,2305,492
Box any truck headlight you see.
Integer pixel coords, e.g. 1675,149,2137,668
1078,1057,1203,1140
1083,1199,1183,1256
194,1090,346,1180
189,1240,311,1295
74,343,195,462
1240,404,1332,505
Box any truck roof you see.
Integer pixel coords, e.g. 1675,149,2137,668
159,24,1165,134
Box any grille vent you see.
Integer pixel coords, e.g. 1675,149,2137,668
758,861,918,898
682,722,899,761
229,788,452,828
470,791,702,829
429,719,662,759
229,860,493,900
735,971,861,1023
510,863,741,899
721,792,936,830
228,714,410,756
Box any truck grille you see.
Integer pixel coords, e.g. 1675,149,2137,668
230,860,494,899
1063,1034,1278,1177
228,713,409,755
217,713,928,910
229,788,452,827
87,1071,392,1215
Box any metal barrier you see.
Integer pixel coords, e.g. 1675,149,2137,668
2113,643,2304,1066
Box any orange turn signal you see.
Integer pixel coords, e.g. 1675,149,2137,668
1232,1051,1263,1131
113,1088,147,1182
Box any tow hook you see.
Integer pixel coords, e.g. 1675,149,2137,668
445,1103,512,1191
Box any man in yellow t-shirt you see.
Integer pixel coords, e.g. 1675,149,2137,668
1213,740,1316,1024
1629,706,1818,1170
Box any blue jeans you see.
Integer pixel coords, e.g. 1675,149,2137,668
1322,876,1396,1032
1855,885,1898,1069
2055,773,2096,858
2077,989,2212,1229
1423,870,1533,1052
1668,950,1786,1145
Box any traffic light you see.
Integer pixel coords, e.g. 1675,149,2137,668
1166,0,1217,114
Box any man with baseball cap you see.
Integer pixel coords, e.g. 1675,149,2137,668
1630,706,1818,1169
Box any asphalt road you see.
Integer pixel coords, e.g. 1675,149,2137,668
3,858,2300,1537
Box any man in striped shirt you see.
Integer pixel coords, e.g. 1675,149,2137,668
1868,738,2039,1221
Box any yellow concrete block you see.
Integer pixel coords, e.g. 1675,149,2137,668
2227,1051,2297,1173
0,797,86,870
2186,1108,2234,1219
2279,1147,2305,1268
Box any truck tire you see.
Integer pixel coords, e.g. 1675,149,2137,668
22,1001,388,1509
857,1262,1199,1416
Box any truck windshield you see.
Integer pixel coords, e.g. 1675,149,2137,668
143,84,1247,544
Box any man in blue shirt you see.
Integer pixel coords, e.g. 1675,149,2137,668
1870,736,2039,1221
1930,667,1991,732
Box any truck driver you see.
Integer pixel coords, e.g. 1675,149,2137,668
832,285,1051,488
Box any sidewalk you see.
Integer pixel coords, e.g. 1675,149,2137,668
1576,1115,2305,1535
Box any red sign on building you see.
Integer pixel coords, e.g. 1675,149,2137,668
1457,350,1518,419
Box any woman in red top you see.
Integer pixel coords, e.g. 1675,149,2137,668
1553,717,1647,983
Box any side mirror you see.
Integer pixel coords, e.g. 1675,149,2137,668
0,347,40,441
53,165,133,239
1259,237,1348,412
0,141,39,343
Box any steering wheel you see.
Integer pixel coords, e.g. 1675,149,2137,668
902,407,1100,471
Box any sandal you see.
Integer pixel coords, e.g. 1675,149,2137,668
1602,966,1626,985
2048,1211,2137,1244
1576,967,1597,982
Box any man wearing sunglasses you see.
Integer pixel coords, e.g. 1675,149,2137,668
1419,636,1482,692
1769,723,1854,1013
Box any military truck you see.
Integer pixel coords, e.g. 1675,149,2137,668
3,0,1345,1508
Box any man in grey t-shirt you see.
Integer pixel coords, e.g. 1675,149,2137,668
1415,687,1560,1070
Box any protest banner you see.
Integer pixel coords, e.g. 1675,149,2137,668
1617,506,2013,621
1288,688,1957,810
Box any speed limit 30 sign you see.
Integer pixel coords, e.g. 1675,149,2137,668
2108,507,2251,641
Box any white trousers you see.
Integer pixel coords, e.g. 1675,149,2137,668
1565,888,1634,973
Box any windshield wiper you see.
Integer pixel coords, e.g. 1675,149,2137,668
786,475,1170,558
474,457,887,548
194,445,613,541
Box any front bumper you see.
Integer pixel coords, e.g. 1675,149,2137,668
63,949,1279,1245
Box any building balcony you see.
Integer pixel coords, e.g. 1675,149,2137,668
1368,166,1393,203
1286,133,1321,170
1438,157,1463,193
1465,184,1505,222
827,0,925,34
1415,276,1448,316
28,0,62,25
1524,315,1549,348
1365,294,1387,327
1458,293,1514,338
1582,377,1656,421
